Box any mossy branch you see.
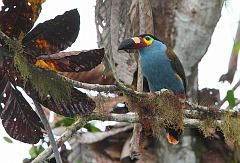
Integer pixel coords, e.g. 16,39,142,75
31,111,240,162
31,112,206,162
63,77,240,117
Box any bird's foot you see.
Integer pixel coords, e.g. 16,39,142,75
155,89,173,95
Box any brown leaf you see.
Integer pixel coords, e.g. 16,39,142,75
198,88,220,106
0,72,44,144
22,9,80,56
0,0,45,39
63,63,115,85
35,48,105,72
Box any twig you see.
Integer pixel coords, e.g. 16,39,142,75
116,81,146,97
0,30,9,45
130,123,142,159
137,0,145,91
61,75,118,93
87,112,139,123
219,21,240,84
32,117,87,163
33,101,63,163
131,2,145,158
61,75,144,97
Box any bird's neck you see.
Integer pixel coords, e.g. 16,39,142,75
138,41,167,56
138,41,168,67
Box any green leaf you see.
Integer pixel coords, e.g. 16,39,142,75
3,136,13,143
29,146,38,158
54,117,75,127
227,90,236,108
29,145,45,159
84,123,102,133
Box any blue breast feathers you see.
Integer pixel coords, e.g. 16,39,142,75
138,40,184,93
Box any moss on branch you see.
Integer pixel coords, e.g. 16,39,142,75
14,53,72,101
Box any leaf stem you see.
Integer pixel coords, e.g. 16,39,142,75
33,101,63,163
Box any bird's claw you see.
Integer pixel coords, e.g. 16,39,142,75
155,89,172,95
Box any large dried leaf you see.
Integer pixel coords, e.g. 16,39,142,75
37,88,95,118
36,48,105,72
198,88,220,106
0,0,45,39
68,124,133,163
63,63,116,84
22,9,80,56
0,73,44,144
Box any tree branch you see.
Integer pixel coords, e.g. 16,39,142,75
61,76,239,119
32,112,223,162
32,117,87,163
61,75,118,93
130,123,142,159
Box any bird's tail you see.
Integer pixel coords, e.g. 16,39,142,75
165,125,182,145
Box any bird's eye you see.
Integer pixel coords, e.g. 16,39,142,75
145,36,151,41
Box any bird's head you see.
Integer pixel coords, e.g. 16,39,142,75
118,34,159,50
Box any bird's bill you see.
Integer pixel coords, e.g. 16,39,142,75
118,37,147,50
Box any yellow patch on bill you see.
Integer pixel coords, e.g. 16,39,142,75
132,37,141,44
